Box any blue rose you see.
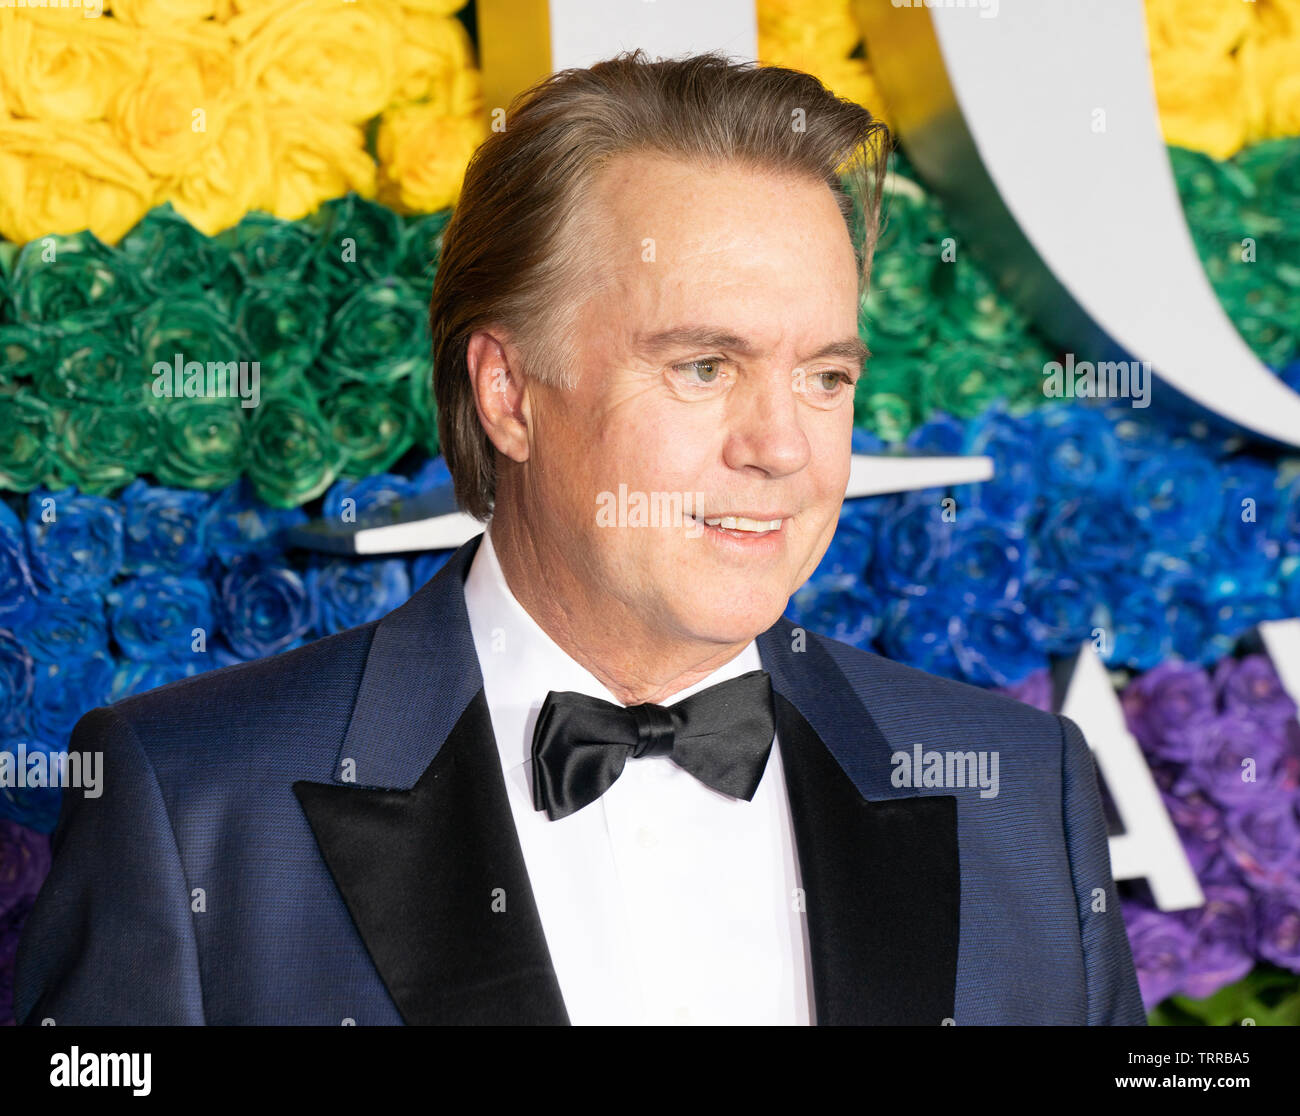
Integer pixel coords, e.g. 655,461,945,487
220,557,314,659
121,479,210,574
815,503,877,588
786,580,882,650
1040,496,1151,578
950,598,1042,686
106,573,215,662
942,511,1026,604
1214,457,1285,579
201,480,308,569
322,474,418,524
15,590,109,662
850,427,886,455
110,658,207,702
1021,570,1099,655
878,591,962,678
1124,448,1223,549
0,501,36,629
1094,586,1174,670
0,631,34,737
308,559,411,634
0,739,63,833
870,491,953,596
955,406,1038,525
410,455,452,493
1151,574,1211,663
25,489,123,594
904,413,966,456
30,653,113,741
1033,403,1124,493
411,550,454,588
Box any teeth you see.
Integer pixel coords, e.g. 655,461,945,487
700,516,783,532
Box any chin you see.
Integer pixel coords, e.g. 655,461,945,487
673,593,788,647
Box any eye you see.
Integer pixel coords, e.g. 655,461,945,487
672,358,727,386
805,370,856,395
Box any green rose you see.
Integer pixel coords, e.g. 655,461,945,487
0,387,57,491
118,203,232,300
152,397,247,490
235,281,329,388
36,326,142,407
54,401,158,495
246,381,345,507
306,193,406,302
315,278,429,388
11,231,139,330
326,380,417,477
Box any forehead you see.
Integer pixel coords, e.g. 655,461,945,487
583,151,860,320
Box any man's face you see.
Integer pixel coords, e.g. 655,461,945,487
518,152,861,649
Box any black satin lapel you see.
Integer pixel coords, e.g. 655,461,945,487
775,693,960,1026
294,688,569,1025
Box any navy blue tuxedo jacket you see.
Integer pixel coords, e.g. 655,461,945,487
16,532,1145,1025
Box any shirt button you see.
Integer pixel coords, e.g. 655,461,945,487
636,825,657,849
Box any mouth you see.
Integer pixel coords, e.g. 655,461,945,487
686,513,789,540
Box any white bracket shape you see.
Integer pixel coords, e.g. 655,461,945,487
1257,619,1300,712
859,0,1300,447
1059,642,1204,912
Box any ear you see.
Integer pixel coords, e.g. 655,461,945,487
466,328,530,463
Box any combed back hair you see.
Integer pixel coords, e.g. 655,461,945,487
429,48,893,520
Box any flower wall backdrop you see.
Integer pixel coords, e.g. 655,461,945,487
2,0,1300,1027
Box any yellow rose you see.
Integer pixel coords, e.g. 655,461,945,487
1254,0,1300,39
391,0,468,14
162,98,273,237
0,8,142,123
112,24,240,178
230,0,400,124
263,101,376,221
110,0,216,25
0,118,155,244
759,0,860,62
1150,46,1248,159
1145,0,1252,56
395,10,480,111
1244,33,1300,138
376,102,485,213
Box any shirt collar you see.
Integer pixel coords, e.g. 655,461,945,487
463,522,763,772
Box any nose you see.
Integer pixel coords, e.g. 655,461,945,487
720,365,813,478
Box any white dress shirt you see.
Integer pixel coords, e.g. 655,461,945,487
461,524,814,1025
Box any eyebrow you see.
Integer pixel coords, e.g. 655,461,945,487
634,326,871,374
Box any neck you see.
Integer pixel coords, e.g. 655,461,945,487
487,514,751,706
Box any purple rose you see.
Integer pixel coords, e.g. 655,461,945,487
0,820,50,920
1121,661,1216,763
1187,713,1295,807
1162,789,1233,882
1179,883,1257,1001
1225,802,1300,890
996,667,1053,712
1257,890,1300,973
1123,901,1194,1011
1214,654,1298,726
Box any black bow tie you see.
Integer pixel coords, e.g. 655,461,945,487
530,669,776,821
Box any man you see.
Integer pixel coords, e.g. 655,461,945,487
16,50,1145,1025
